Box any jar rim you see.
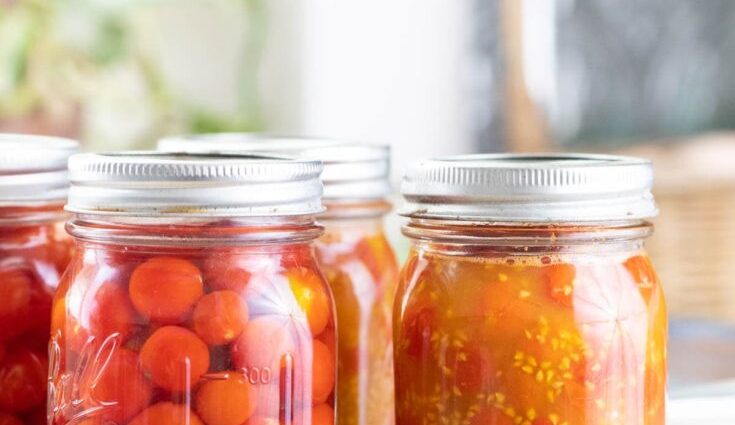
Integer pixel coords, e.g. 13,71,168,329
0,133,80,205
158,133,392,201
66,151,325,217
400,153,657,222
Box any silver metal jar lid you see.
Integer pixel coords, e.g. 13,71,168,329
401,153,658,222
66,152,324,217
0,134,80,205
158,134,391,201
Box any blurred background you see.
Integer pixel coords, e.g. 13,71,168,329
2,1,735,422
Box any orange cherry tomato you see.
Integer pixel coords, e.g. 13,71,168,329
231,316,297,372
129,257,204,324
0,413,22,425
86,347,152,423
192,290,249,345
128,402,205,425
140,326,210,392
0,348,46,413
311,339,335,404
285,267,330,336
543,263,576,307
195,372,257,425
311,404,334,425
86,281,138,343
0,268,33,341
203,254,252,294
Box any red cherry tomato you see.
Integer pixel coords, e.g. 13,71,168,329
128,402,205,425
203,254,252,294
192,290,249,345
0,268,33,341
140,326,210,392
129,257,204,324
86,281,138,343
86,347,152,423
195,372,257,425
0,348,47,413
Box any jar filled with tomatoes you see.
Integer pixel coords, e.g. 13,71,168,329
49,152,336,425
159,136,399,425
0,134,79,425
396,154,666,425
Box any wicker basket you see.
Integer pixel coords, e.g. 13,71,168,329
619,134,735,322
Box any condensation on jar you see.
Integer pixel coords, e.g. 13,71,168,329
396,154,667,425
49,152,336,425
159,135,399,425
0,134,79,424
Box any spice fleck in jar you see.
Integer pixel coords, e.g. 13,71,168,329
396,154,666,425
49,152,336,425
159,136,399,425
0,134,79,424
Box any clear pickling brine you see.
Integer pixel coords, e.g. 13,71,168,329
48,153,336,425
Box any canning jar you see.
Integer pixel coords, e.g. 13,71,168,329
49,153,336,425
395,155,666,425
159,136,399,425
0,134,79,425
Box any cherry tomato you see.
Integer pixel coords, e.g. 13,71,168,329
127,402,205,425
543,263,576,307
195,372,257,425
129,257,204,324
311,339,335,404
0,348,46,413
140,326,210,392
192,290,249,345
231,316,297,372
86,281,139,343
311,404,334,425
203,254,252,294
0,268,33,341
316,326,335,353
285,267,330,336
86,347,152,423
0,413,22,425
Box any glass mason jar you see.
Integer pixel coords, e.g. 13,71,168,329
395,155,666,425
0,134,79,424
49,153,336,425
159,136,399,425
